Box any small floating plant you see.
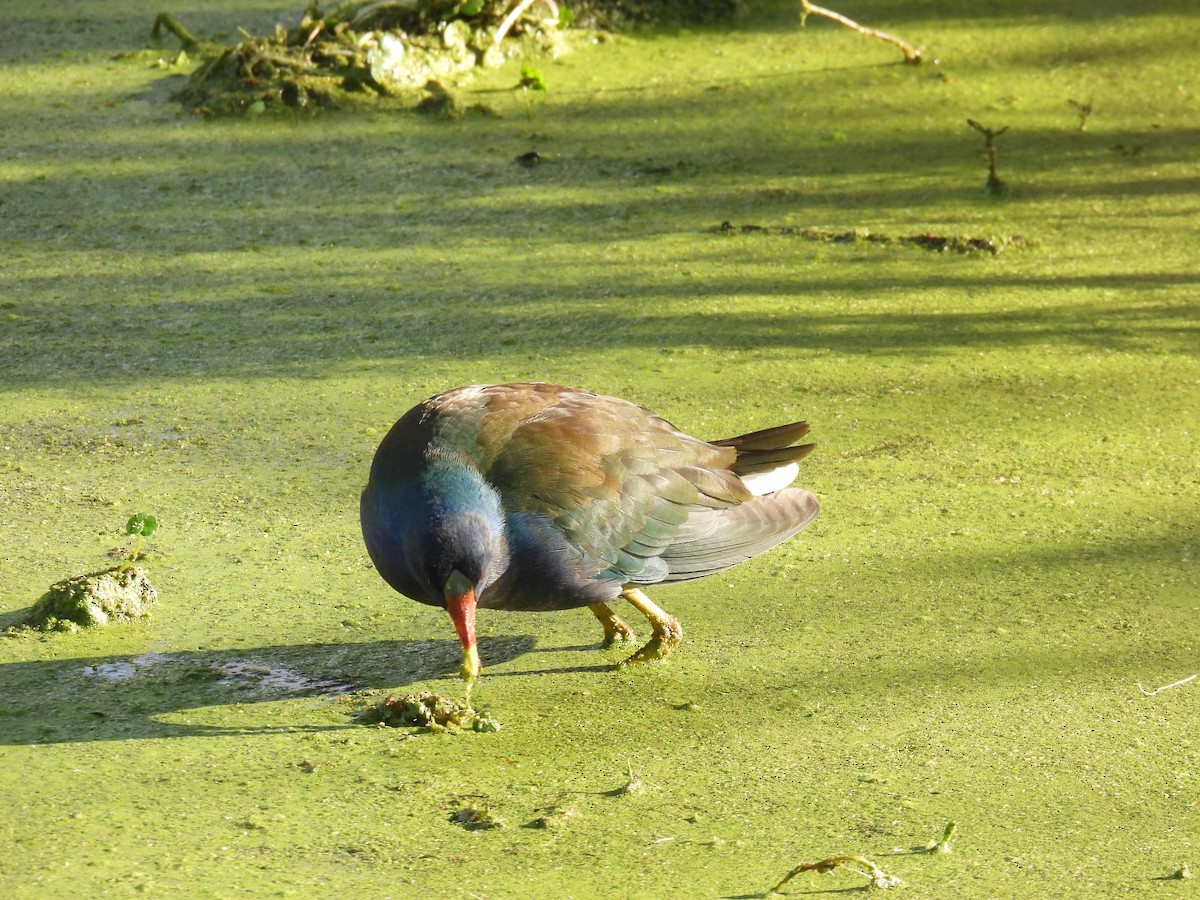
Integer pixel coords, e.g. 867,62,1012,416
362,691,501,733
18,514,160,633
967,118,1009,195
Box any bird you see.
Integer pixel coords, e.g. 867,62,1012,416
360,383,819,686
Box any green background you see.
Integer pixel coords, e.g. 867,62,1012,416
1,1,1196,896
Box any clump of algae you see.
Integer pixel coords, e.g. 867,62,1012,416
452,805,505,830
22,567,157,632
526,805,577,829
362,691,501,733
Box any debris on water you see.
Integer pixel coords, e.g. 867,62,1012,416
967,119,1009,195
613,759,645,795
74,652,351,694
526,805,577,830
82,661,138,681
452,805,505,830
716,221,1022,255
925,820,957,854
362,691,501,733
23,566,156,632
1067,98,1092,132
767,854,902,894
162,2,569,116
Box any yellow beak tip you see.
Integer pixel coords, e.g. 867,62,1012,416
460,645,482,683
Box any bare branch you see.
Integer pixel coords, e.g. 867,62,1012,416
1138,674,1197,696
495,0,559,46
799,0,922,63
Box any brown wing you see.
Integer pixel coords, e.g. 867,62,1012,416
476,385,749,584
425,383,817,587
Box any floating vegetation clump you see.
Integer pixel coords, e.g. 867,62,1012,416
362,691,501,732
717,221,1023,255
162,1,571,116
12,514,162,633
158,1,917,115
23,567,157,632
526,805,577,829
451,805,506,829
767,854,903,894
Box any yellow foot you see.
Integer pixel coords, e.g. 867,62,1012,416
614,587,683,669
588,602,637,647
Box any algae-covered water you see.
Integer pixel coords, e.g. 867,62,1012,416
2,1,1198,896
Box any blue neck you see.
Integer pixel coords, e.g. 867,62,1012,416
362,455,508,606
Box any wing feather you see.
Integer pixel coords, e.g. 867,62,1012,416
451,384,818,591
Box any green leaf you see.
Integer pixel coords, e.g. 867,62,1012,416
442,0,482,20
518,66,546,92
558,6,575,27
125,514,160,537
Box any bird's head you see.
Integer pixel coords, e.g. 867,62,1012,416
362,453,508,684
424,523,492,675
417,461,508,684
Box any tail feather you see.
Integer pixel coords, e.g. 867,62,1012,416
712,421,816,477
712,421,810,451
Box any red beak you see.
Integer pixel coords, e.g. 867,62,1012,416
443,570,481,683
445,586,476,651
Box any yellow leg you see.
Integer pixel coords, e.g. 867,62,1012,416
588,602,637,646
616,588,683,669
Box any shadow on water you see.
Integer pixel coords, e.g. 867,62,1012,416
1,266,1196,393
0,634,537,745
0,2,1196,394
1,526,1195,746
1,74,1195,392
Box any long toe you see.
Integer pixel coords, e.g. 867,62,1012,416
616,587,684,668
589,602,638,647
616,614,683,668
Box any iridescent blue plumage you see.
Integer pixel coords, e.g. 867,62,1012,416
360,383,819,682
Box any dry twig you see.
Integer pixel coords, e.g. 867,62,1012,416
968,119,1008,193
768,855,902,894
1138,674,1197,696
798,0,922,63
496,0,559,45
